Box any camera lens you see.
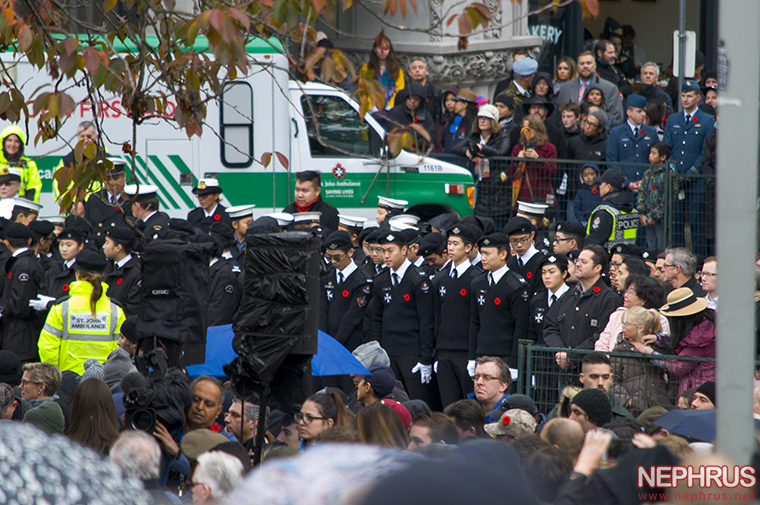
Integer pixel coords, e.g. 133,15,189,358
131,410,153,431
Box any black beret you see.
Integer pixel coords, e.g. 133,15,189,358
502,217,535,236
105,225,136,244
4,223,31,240
358,227,379,246
418,233,445,257
75,249,108,273
477,233,509,248
566,249,581,262
209,222,235,241
247,216,281,235
399,228,420,245
120,316,139,343
365,229,383,244
325,230,352,250
555,221,586,237
447,223,479,245
28,220,54,237
58,227,85,242
378,231,407,246
169,218,197,237
64,215,92,235
642,248,661,261
540,253,569,270
610,243,642,257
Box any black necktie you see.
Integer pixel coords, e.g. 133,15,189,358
338,272,344,284
488,274,494,286
550,294,557,306
685,114,691,124
451,270,458,280
517,258,524,267
393,273,400,286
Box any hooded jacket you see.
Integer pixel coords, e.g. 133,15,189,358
382,81,436,147
0,125,42,202
584,190,636,247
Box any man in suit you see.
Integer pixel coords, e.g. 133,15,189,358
662,80,716,257
370,231,435,402
505,217,546,295
124,184,170,241
83,157,128,242
606,93,657,198
556,51,624,127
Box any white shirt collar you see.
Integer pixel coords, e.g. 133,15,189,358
627,120,640,133
519,245,539,265
65,258,76,269
204,204,219,218
514,81,529,95
222,250,233,260
391,259,412,281
685,108,697,119
490,263,510,285
12,247,28,257
209,257,219,267
705,294,718,310
142,210,157,222
450,259,472,278
116,253,133,269
413,256,425,268
338,260,358,280
472,251,481,265
548,283,570,305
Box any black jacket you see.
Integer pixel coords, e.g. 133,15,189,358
283,196,339,232
432,263,482,353
595,59,633,97
187,204,232,234
382,82,436,148
41,260,77,300
319,263,372,352
585,190,633,247
84,189,128,239
1,250,45,361
451,129,511,161
207,258,242,327
468,268,530,367
104,256,141,317
507,249,547,295
370,263,435,364
139,211,171,241
422,81,443,125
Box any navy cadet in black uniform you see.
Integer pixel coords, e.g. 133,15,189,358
29,220,55,273
226,205,255,265
468,233,531,373
123,184,170,241
433,223,482,407
527,253,571,344
338,215,368,266
103,225,141,317
187,178,232,234
1,223,45,362
363,229,387,277
515,201,552,254
370,231,435,402
191,234,241,327
210,222,242,277
505,217,546,295
84,157,128,241
40,226,84,300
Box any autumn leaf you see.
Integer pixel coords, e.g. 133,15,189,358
458,12,473,35
580,0,598,18
17,25,33,52
64,36,78,56
275,151,289,170
260,152,272,168
83,47,101,76
458,37,469,50
104,0,118,13
312,0,327,13
446,14,457,26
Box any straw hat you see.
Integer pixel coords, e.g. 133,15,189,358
659,287,708,317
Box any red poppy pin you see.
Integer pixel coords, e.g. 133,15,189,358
526,272,533,279
117,278,123,285
494,298,501,305
640,128,646,135
403,294,411,302
460,288,467,296
214,215,221,221
652,184,655,190
62,284,69,292
593,286,601,293
413,116,419,122
342,290,349,298
502,416,511,426
593,188,598,194
692,115,699,122
210,423,222,433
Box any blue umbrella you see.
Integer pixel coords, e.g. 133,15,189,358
187,326,369,378
653,409,760,442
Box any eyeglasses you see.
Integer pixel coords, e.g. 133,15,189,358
20,379,41,386
326,253,346,262
366,246,383,254
472,374,500,382
663,263,677,269
295,412,327,424
553,237,573,243
509,237,531,246
701,272,717,277
621,320,637,326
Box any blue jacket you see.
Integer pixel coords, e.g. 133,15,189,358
606,122,658,185
574,184,602,225
468,392,511,422
663,109,715,175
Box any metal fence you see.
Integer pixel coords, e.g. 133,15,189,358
429,154,726,255
515,340,719,417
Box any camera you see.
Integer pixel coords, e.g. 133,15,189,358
124,407,157,434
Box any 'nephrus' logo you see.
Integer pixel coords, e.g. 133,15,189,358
638,466,757,489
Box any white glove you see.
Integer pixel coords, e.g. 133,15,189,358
412,362,432,384
29,295,55,311
467,360,477,377
433,361,439,374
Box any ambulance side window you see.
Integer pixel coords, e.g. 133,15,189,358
220,82,253,168
301,95,380,158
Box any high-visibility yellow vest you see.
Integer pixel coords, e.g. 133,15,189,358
0,125,42,202
587,204,639,249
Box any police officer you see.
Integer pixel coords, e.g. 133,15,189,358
209,222,242,277
505,217,546,295
468,233,530,376
38,249,124,374
227,205,255,264
433,224,482,406
585,168,639,250
83,157,128,240
187,179,232,234
606,94,657,196
370,231,435,402
40,226,84,300
1,223,45,362
124,185,170,240
103,225,141,317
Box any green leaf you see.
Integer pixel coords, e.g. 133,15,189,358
84,141,97,160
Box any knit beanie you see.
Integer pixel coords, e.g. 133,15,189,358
103,348,135,388
590,109,608,131
571,389,612,428
696,381,716,406
78,358,104,384
24,402,65,435
352,341,391,368
0,350,21,385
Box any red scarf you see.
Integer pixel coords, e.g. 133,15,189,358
295,196,319,213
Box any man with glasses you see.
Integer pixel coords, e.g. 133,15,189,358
701,257,717,310
505,217,545,294
467,356,512,421
661,247,706,297
553,222,585,255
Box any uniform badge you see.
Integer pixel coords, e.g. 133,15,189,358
535,309,545,324
477,295,485,306
198,181,207,190
439,286,446,297
384,293,392,304
421,281,429,293
326,290,333,300
482,238,491,246
363,284,371,294
225,284,234,294
521,289,528,301
357,297,367,307
19,273,28,282
153,225,162,231
591,216,600,230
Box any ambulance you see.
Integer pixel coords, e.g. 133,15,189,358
4,36,475,220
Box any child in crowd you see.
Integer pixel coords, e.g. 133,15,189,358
559,102,581,141
573,163,602,227
636,142,674,249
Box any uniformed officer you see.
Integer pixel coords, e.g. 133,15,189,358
210,222,242,277
505,217,546,295
264,212,294,232
553,221,586,255
515,201,551,254
417,232,449,274
662,79,716,257
433,223,482,406
103,225,141,317
187,179,232,234
1,223,45,362
28,220,55,272
585,168,639,250
191,234,241,327
364,229,387,277
227,204,255,264
38,249,124,374
40,226,84,300
9,198,42,225
468,233,530,376
0,167,23,200
290,212,322,231
528,253,570,343
337,215,367,266
124,184,170,241
370,231,435,402
376,196,408,227
83,157,128,240
606,93,657,195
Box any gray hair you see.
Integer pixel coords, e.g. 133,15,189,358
194,451,244,498
665,247,698,278
641,62,660,76
110,431,161,481
232,398,270,426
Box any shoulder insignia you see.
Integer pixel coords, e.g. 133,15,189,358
421,281,429,293
19,273,29,282
591,216,601,230
153,225,162,231
363,284,372,294
521,288,529,301
225,284,234,294
357,296,367,307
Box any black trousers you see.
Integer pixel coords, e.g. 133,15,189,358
390,356,434,406
436,350,471,408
